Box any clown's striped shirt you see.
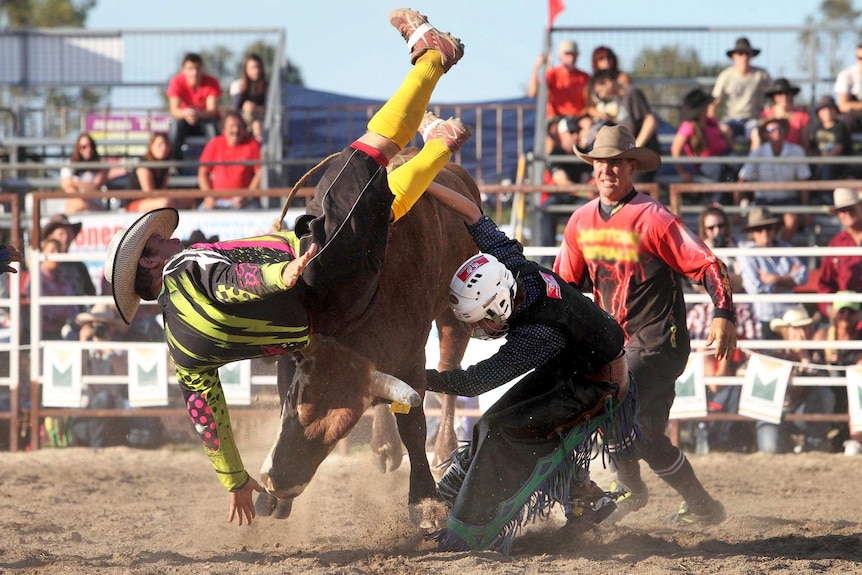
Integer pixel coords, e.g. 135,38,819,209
159,231,309,490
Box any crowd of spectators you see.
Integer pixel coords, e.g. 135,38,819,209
57,50,269,215
531,35,862,456
7,33,862,456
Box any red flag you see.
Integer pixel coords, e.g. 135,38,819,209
548,0,565,28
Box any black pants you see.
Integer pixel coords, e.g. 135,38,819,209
297,146,394,336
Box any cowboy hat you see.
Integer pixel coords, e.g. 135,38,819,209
75,303,125,327
830,187,862,212
814,95,838,114
105,208,179,324
680,88,713,122
726,37,761,58
769,304,813,332
764,78,800,98
41,214,82,241
742,207,781,231
575,125,661,172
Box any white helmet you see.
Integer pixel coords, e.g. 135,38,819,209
449,253,517,339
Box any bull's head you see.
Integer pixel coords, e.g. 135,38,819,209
259,334,419,513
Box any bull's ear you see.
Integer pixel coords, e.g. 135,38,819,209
370,371,421,407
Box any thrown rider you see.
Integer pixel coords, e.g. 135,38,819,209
103,9,469,527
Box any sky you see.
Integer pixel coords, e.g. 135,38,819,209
86,0,831,104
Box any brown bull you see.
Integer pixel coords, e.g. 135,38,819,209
256,156,479,524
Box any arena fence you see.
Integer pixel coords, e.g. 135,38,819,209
0,178,856,451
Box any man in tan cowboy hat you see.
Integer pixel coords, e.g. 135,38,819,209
554,124,736,526
104,9,469,527
709,36,772,140
818,187,862,316
737,206,808,339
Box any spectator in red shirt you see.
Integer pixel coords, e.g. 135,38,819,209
197,111,261,209
527,39,591,121
818,187,862,317
167,52,222,161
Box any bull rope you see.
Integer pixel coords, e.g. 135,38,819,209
273,152,340,232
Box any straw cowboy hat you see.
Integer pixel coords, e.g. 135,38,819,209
105,208,179,324
764,78,801,98
726,37,761,58
769,305,814,332
742,207,781,232
41,214,82,240
575,125,661,172
680,88,713,122
74,303,125,327
830,187,862,212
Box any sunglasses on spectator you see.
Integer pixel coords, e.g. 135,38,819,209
835,206,857,214
764,125,783,134
705,224,727,231
750,226,775,233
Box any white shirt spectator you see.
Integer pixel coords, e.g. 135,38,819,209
739,142,811,204
834,64,862,102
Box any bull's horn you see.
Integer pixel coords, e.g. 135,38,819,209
370,371,421,407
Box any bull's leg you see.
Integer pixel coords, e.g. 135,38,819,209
396,403,447,528
276,356,296,408
432,317,471,475
370,402,404,472
432,394,458,478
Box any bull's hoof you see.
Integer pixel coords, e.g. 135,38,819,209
409,498,449,530
255,491,278,517
255,492,294,520
273,498,294,519
372,445,403,473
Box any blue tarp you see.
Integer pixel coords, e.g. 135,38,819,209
283,84,537,185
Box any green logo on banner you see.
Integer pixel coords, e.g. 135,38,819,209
675,370,695,398
752,373,777,401
52,364,72,388
220,363,240,387
136,363,157,388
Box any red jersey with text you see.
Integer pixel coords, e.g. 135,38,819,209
554,192,734,351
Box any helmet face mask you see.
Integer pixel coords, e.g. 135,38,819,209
448,253,516,340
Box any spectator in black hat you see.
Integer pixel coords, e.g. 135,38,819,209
809,95,854,181
41,214,95,306
671,88,734,183
709,37,772,142
751,78,810,153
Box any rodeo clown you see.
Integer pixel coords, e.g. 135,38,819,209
104,9,470,527
422,182,638,553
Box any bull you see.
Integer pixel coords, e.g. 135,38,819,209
256,155,479,525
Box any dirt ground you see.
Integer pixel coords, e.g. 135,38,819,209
1,415,860,575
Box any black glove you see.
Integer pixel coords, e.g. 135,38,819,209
425,369,456,394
